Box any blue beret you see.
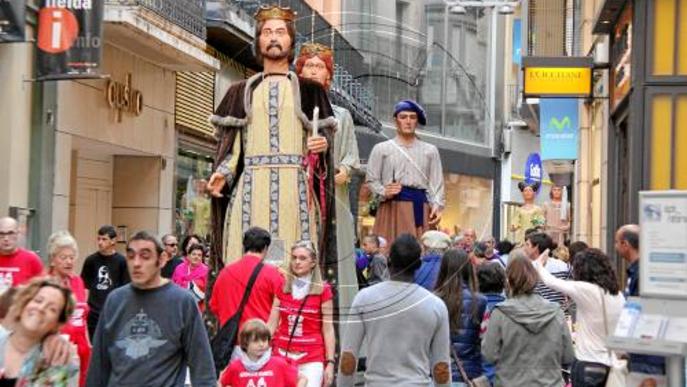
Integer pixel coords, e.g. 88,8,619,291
393,99,427,126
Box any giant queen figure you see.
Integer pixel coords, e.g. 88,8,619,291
206,5,337,271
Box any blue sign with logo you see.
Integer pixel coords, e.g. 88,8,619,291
524,153,543,192
540,98,579,160
513,19,522,65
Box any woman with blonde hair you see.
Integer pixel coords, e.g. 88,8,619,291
268,241,335,387
46,230,91,386
0,278,78,385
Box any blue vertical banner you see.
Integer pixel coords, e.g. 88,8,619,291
524,153,543,193
540,98,579,160
512,19,521,65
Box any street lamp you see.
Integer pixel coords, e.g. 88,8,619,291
449,5,467,14
442,0,521,158
498,5,515,15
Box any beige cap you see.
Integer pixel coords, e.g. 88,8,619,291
421,230,451,250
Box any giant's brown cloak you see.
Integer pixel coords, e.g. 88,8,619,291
208,73,337,277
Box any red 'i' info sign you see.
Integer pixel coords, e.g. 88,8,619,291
36,0,103,80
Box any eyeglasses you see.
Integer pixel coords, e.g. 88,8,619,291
165,243,178,247
303,63,327,71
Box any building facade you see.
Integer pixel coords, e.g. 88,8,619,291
1,1,219,265
342,0,508,239
593,0,687,255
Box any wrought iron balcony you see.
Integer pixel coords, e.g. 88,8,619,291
106,0,207,39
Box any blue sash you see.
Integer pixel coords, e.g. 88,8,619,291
393,186,428,227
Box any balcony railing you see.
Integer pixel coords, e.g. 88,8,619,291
106,0,207,40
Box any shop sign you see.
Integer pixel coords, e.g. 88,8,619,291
539,98,579,160
0,0,26,42
611,3,632,112
106,73,143,122
36,0,103,80
522,57,593,98
524,153,543,193
524,67,592,97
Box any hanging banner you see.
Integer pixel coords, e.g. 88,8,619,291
540,98,579,160
512,19,521,65
36,0,103,80
524,153,543,193
0,0,25,42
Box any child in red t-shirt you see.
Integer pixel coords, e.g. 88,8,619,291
220,319,306,387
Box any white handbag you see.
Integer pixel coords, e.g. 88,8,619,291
600,288,628,387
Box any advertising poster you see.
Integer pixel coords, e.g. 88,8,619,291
36,0,103,80
540,98,579,160
639,191,687,299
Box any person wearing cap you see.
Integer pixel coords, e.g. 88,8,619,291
207,5,338,269
366,100,445,244
413,230,451,290
296,42,361,315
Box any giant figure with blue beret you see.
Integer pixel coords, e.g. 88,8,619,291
365,100,445,244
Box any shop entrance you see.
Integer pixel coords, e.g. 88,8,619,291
68,137,165,271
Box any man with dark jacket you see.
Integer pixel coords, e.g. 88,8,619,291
615,224,665,376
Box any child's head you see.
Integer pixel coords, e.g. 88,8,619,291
362,235,380,254
239,319,272,359
477,262,506,294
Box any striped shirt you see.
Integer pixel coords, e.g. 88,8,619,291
534,258,570,313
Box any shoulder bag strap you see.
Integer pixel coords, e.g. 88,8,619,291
231,262,264,327
599,287,614,364
285,295,310,354
450,345,475,387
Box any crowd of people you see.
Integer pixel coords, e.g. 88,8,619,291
0,211,661,387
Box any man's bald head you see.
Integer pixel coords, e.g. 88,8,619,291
618,224,639,249
0,217,17,230
615,223,639,262
0,217,19,255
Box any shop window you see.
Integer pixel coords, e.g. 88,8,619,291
175,149,213,240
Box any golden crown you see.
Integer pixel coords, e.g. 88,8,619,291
299,42,333,58
254,5,297,22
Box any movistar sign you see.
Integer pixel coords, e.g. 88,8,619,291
540,99,579,160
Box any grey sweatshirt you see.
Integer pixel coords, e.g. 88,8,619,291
338,281,451,387
86,282,216,387
482,293,575,387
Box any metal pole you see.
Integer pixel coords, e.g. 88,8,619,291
440,4,449,134
488,7,498,156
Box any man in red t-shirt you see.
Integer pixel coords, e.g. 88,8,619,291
0,217,44,293
210,227,284,331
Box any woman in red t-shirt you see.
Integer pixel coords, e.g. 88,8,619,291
267,240,336,387
46,230,91,387
220,319,306,387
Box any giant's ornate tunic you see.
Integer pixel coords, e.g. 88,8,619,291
209,73,337,267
